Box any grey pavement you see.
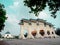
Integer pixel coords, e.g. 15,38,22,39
1,37,60,45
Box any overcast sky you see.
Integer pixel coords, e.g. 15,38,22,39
0,0,60,35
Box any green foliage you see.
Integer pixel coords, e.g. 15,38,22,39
55,28,60,36
0,33,2,38
15,36,19,39
24,0,60,18
0,3,7,32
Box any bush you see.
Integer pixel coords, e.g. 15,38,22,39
14,36,19,39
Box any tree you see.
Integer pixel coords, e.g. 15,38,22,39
55,28,60,36
15,36,19,39
24,0,60,18
0,33,2,38
0,3,7,32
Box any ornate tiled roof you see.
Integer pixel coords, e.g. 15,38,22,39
19,19,54,27
37,19,46,23
30,19,37,23
46,22,54,27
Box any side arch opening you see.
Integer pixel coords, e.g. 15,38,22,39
39,30,45,36
23,30,28,38
31,30,37,37
47,31,50,35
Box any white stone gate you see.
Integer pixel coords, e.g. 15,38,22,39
19,19,57,39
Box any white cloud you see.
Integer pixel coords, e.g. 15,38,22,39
9,1,20,9
37,11,50,19
1,14,20,35
6,14,19,25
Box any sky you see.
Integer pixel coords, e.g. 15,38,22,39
0,0,60,36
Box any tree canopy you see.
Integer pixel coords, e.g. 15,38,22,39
0,3,7,32
24,0,60,18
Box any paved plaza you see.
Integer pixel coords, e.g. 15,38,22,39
0,37,60,45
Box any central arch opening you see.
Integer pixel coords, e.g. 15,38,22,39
39,30,45,36
47,31,50,35
31,30,37,37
